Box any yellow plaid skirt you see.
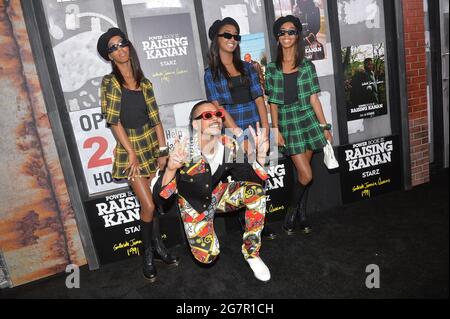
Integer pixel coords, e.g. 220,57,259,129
112,121,159,179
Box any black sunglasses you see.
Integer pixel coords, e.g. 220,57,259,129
107,39,130,53
217,32,241,41
277,29,298,37
194,109,226,120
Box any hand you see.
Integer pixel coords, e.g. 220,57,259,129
276,128,285,147
157,156,168,170
232,127,244,138
167,138,188,171
248,122,269,165
124,150,141,180
324,130,333,144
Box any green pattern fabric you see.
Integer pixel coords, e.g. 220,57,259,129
265,60,320,108
265,59,326,154
278,101,327,154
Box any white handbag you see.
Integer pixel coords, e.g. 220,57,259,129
323,140,339,169
150,169,160,193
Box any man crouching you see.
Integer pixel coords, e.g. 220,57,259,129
153,100,271,282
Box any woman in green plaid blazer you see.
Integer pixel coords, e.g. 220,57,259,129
97,28,178,282
265,16,333,235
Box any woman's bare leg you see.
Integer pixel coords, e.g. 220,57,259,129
129,174,156,222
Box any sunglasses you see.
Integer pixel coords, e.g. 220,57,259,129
194,109,226,120
107,39,130,53
217,32,242,41
277,29,298,37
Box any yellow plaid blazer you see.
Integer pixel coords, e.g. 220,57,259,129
100,74,161,127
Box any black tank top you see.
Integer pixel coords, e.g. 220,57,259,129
283,71,299,104
120,87,149,129
230,76,252,104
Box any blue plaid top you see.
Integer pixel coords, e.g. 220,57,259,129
204,61,263,130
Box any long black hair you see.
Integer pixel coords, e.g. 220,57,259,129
111,40,144,88
275,30,305,71
207,32,249,87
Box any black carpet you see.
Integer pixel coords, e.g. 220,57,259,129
1,170,448,299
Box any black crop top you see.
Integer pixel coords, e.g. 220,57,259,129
283,71,299,104
230,76,252,104
120,87,149,129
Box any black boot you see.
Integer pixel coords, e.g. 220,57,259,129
297,186,311,234
152,215,180,267
282,206,298,235
282,183,307,235
140,220,157,282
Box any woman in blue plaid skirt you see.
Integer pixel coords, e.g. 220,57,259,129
204,17,277,240
265,16,333,235
97,28,179,282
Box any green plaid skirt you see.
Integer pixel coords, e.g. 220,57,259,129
278,101,327,155
112,121,159,179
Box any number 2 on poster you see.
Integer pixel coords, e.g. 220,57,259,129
84,136,112,169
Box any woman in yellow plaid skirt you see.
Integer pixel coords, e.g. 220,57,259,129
97,28,179,282
266,16,333,235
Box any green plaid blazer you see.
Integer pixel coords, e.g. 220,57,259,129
265,60,321,109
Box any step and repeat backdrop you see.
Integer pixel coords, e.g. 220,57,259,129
40,0,399,265
40,0,308,265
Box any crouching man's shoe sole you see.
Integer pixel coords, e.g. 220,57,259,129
246,257,271,282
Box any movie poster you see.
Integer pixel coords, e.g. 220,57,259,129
130,13,203,105
85,190,184,264
223,157,294,233
338,135,401,204
273,0,328,62
342,43,387,120
41,0,117,112
264,158,295,222
69,107,124,194
41,0,128,196
240,32,267,92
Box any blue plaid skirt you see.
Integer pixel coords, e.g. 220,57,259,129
223,101,260,130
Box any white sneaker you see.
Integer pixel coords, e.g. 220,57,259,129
246,257,271,282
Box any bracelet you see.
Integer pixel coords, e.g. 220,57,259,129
319,123,332,131
159,146,169,157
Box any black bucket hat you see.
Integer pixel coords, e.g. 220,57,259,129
208,17,240,41
97,27,127,61
273,15,303,39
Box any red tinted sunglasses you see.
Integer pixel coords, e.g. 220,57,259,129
194,109,226,120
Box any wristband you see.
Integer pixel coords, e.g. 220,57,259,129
159,146,169,157
319,123,332,131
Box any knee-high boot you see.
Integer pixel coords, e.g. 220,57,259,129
151,214,180,267
297,186,311,234
283,183,307,235
140,220,157,282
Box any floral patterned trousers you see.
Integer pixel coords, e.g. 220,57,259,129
177,181,266,264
